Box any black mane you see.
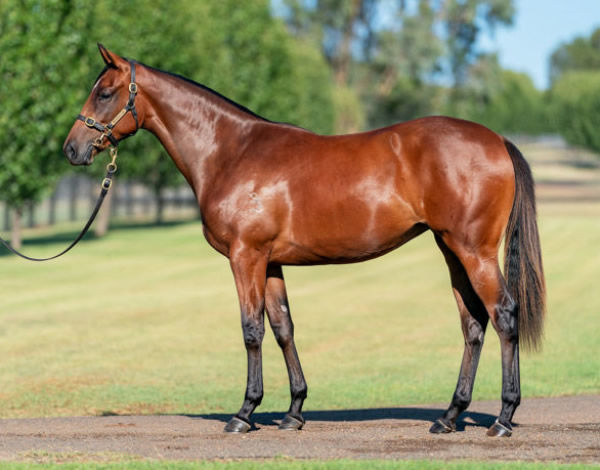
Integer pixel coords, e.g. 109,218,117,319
138,61,270,122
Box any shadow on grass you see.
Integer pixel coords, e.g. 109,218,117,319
187,407,498,432
0,219,197,258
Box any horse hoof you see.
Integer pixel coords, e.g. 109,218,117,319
224,416,251,433
487,420,512,437
429,418,455,434
279,415,304,431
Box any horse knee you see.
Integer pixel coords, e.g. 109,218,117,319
242,318,265,349
271,320,294,348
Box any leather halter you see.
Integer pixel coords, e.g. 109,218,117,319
77,60,139,147
0,65,137,261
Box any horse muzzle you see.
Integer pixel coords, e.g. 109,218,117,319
63,140,95,166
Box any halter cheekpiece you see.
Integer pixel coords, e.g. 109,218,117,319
77,60,139,147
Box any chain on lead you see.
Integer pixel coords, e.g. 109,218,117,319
101,147,118,190
107,146,118,172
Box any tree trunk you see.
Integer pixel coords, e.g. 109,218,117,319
333,0,362,86
27,202,35,228
155,188,165,225
48,190,57,226
3,205,9,232
93,182,114,238
124,181,134,217
11,208,23,250
69,175,79,221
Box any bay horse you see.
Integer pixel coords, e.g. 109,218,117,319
63,44,545,437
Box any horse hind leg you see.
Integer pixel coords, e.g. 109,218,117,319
265,264,308,430
430,234,489,434
438,233,520,437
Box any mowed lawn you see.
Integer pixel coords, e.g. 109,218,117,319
1,140,599,418
0,216,598,418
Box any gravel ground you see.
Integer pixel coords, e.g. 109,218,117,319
0,395,598,463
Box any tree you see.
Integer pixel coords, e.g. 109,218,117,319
550,71,600,154
549,27,600,85
280,0,516,130
548,27,600,154
445,54,550,135
0,0,96,248
443,0,514,87
1,0,336,239
107,0,336,225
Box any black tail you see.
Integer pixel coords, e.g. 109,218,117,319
504,139,546,352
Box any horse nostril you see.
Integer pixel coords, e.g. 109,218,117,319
64,141,77,161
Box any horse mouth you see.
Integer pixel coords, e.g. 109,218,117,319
79,144,95,166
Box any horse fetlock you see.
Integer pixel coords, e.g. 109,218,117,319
244,387,264,406
291,384,308,401
451,394,471,412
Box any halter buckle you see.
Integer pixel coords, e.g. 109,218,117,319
129,83,138,94
102,177,113,190
84,117,96,127
107,147,118,173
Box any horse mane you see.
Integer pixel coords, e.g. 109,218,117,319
136,61,271,123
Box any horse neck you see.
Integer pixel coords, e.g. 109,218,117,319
138,65,265,201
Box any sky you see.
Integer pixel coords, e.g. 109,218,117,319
480,0,600,89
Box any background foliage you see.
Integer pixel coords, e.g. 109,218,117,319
1,0,600,239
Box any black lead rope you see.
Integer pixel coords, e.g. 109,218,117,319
0,149,118,262
2,61,137,262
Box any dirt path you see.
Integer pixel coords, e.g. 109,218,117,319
0,396,598,463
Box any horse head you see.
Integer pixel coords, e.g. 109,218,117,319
63,44,142,165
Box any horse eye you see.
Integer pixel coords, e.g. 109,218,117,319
98,90,112,101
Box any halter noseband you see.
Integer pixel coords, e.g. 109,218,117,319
77,60,139,147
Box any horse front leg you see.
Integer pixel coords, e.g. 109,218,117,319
265,264,307,430
224,244,268,433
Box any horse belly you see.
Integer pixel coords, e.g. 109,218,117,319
271,194,424,265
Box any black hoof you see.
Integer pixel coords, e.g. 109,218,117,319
429,418,455,434
279,414,304,431
486,419,512,437
224,416,251,433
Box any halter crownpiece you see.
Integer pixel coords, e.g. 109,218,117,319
77,60,139,148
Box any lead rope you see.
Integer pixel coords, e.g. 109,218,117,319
0,147,118,262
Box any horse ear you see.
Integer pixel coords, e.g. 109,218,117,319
97,43,128,70
97,43,116,67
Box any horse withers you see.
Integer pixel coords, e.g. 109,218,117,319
63,44,545,437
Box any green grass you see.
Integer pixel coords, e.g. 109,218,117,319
0,208,598,418
0,460,598,469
